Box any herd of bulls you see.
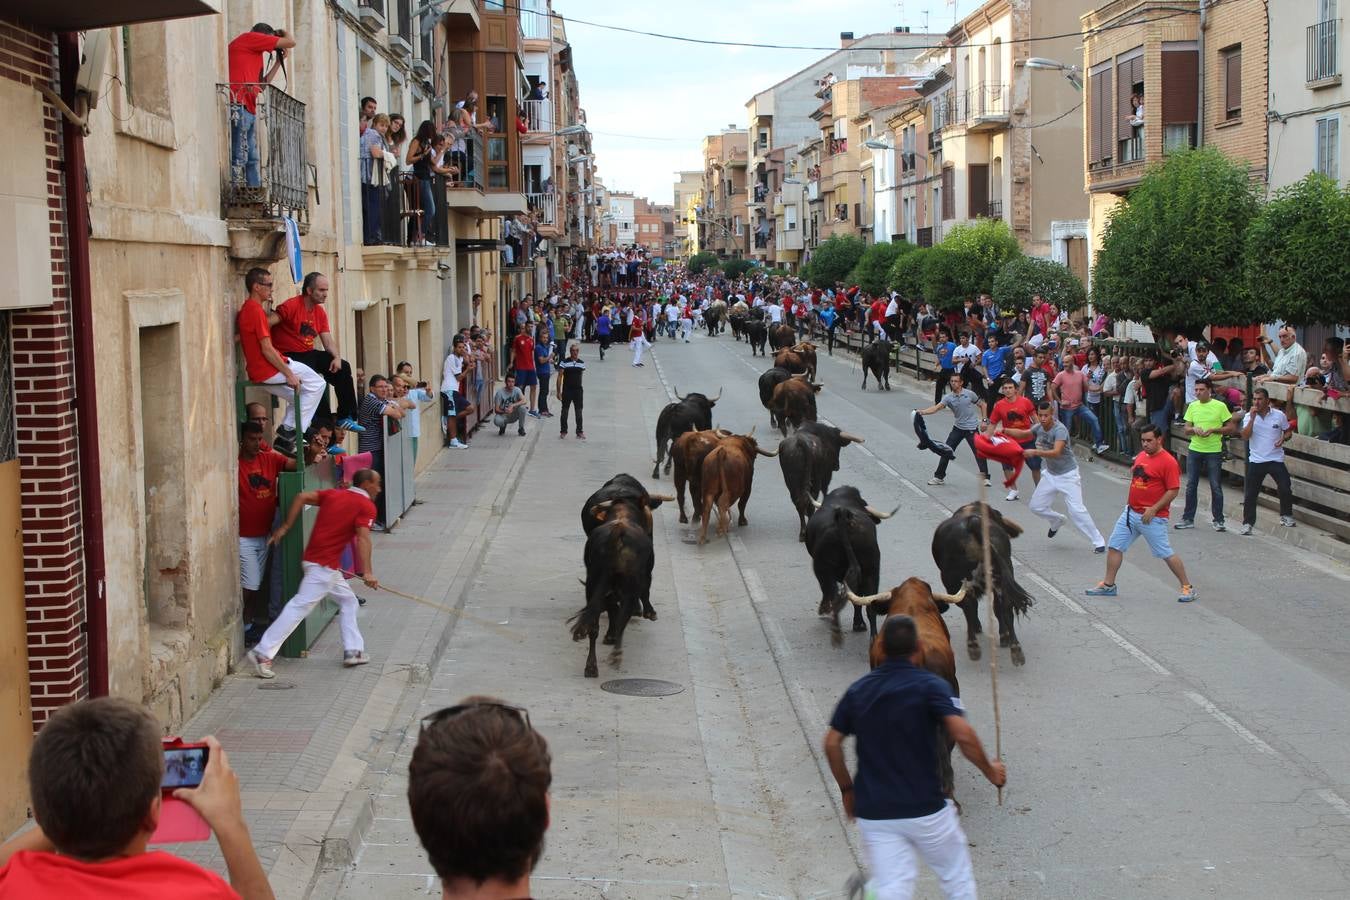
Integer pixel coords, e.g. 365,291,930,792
568,321,1036,797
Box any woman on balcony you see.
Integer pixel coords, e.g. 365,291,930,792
407,120,439,247
360,114,391,245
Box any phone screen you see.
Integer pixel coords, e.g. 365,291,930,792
162,746,209,790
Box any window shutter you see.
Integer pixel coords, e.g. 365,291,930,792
1089,64,1112,163
1160,48,1199,124
449,51,474,100
1089,71,1103,163
484,53,508,96
1225,49,1242,116
941,168,955,219
968,163,989,218
1116,53,1142,142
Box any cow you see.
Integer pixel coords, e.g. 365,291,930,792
773,347,807,376
746,320,768,356
932,501,1035,666
670,428,727,524
580,474,674,536
758,366,791,430
652,386,721,478
860,338,893,391
769,375,823,435
845,577,970,800
777,421,865,541
770,323,797,351
698,431,778,545
571,497,656,678
804,486,897,643
790,342,819,381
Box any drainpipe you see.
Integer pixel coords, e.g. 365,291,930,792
57,32,108,698
1197,0,1208,147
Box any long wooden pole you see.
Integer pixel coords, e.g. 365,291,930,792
342,574,523,642
977,480,1004,806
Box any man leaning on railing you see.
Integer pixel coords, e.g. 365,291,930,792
227,23,297,190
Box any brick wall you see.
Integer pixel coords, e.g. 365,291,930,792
1,19,87,727
1202,0,1268,178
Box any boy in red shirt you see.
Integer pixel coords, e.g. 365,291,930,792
246,470,383,677
988,378,1039,499
511,325,540,415
238,422,295,631
0,698,271,899
227,23,296,189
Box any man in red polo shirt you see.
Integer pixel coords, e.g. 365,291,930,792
227,23,296,189
245,469,383,678
511,324,539,416
269,271,363,433
238,421,295,633
237,266,327,455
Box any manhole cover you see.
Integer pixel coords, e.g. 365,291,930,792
257,683,296,690
600,678,684,697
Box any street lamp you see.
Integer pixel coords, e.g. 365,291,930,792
864,138,895,150
1025,57,1083,91
556,124,589,136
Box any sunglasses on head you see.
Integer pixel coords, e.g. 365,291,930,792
420,701,531,733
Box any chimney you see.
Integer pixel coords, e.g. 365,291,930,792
840,31,855,48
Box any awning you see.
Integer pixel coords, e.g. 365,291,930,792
13,0,220,30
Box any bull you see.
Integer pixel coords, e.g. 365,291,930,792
860,338,893,391
769,323,797,351
571,497,656,678
773,347,807,376
746,320,768,356
804,486,897,642
580,473,673,536
777,422,865,541
790,342,818,381
758,366,791,431
769,375,823,435
729,310,747,341
697,430,778,545
845,578,970,800
932,501,1035,666
671,428,728,524
703,299,727,335
652,386,721,478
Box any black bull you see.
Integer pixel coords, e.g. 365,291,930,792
804,486,898,644
777,422,865,542
571,498,656,678
652,388,721,477
931,502,1035,666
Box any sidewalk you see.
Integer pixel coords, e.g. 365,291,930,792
156,420,541,898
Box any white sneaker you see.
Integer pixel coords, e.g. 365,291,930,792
1280,516,1297,527
343,651,371,668
1093,443,1110,455
982,478,992,487
1005,489,1019,502
927,477,945,486
448,438,468,449
246,649,274,679
1239,523,1253,535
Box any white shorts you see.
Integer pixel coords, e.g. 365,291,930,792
239,535,270,591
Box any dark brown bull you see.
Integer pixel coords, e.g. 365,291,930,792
698,431,778,545
580,474,673,537
790,341,818,381
846,577,970,800
769,375,823,435
571,497,656,678
769,323,797,350
773,347,807,375
670,428,728,523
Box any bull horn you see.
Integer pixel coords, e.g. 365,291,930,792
931,583,970,605
712,386,723,402
673,385,686,401
809,497,822,509
811,382,825,389
865,503,900,520
591,499,614,509
756,447,779,457
578,578,587,587
648,493,676,502
789,372,808,380
747,424,756,437
839,431,865,444
716,428,735,436
844,585,892,607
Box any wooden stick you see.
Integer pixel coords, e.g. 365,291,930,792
977,479,1004,806
345,575,523,642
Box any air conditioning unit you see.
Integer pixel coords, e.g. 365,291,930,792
77,29,113,110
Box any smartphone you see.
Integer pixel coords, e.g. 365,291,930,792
150,739,211,844
162,743,210,791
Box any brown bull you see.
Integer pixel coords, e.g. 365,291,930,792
847,577,969,799
790,341,818,381
769,375,823,435
671,428,729,524
769,323,796,350
698,432,778,544
773,348,807,375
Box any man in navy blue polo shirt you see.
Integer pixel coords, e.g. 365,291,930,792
825,615,1006,899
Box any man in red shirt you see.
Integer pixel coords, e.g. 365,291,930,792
1085,422,1196,602
988,378,1039,499
227,23,296,189
0,698,271,899
238,421,295,632
511,325,540,415
247,469,383,677
269,271,363,433
237,267,326,455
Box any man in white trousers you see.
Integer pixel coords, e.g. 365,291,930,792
825,615,1006,899
630,319,652,367
1023,400,1107,552
246,469,382,678
679,298,694,343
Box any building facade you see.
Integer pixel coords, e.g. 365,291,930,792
671,170,702,259
1267,0,1345,189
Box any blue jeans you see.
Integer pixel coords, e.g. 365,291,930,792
1058,405,1102,446
362,182,383,245
230,105,261,188
417,177,435,241
1183,450,1224,523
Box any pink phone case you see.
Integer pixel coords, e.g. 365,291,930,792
150,797,211,843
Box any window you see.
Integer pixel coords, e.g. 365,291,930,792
940,167,954,220
1222,45,1242,120
1161,43,1199,151
758,129,769,148
785,204,798,230
121,24,171,118
1088,60,1114,166
1316,116,1340,180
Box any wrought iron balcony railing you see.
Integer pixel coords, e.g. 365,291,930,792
217,83,309,223
1308,19,1340,83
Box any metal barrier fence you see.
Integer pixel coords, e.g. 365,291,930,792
382,415,416,525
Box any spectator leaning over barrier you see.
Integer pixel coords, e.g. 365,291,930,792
0,698,273,899
1239,387,1297,535
269,272,364,434
1255,326,1308,387
360,114,391,245
409,699,552,899
1175,379,1240,532
358,375,405,528
1051,355,1110,455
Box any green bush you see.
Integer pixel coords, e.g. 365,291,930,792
1244,173,1350,326
992,256,1085,314
933,219,1020,304
805,235,867,288
886,247,929,299
1092,147,1260,333
848,241,913,296
687,251,719,275
919,248,966,309
720,258,755,279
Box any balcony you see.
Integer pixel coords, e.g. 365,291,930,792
520,2,550,40
928,130,942,153
217,83,308,225
943,84,1009,132
987,199,1003,221
1307,19,1341,86
367,173,454,253
522,98,553,135
526,191,556,225
828,136,848,156
390,0,413,56
357,0,385,32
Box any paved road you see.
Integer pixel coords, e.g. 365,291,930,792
337,329,1350,899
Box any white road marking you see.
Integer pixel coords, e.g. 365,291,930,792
1090,621,1171,675
1316,789,1350,821
1024,571,1088,615
1184,691,1280,757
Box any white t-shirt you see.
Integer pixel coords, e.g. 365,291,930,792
952,344,980,373
1184,358,1209,403
440,352,464,395
767,303,783,324
885,298,899,317
1242,408,1291,463
752,295,765,308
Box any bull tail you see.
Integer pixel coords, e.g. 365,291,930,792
971,556,1034,619
836,508,862,593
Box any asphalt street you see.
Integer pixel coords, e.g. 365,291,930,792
338,328,1350,899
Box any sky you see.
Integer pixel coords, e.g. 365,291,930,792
558,0,987,205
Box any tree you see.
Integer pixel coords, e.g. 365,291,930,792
992,256,1085,313
887,247,929,299
720,258,755,279
848,241,913,296
687,251,719,275
805,234,866,288
934,219,1021,303
1092,147,1260,333
919,247,966,309
1244,173,1350,326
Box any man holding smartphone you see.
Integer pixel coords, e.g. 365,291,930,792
0,697,273,898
